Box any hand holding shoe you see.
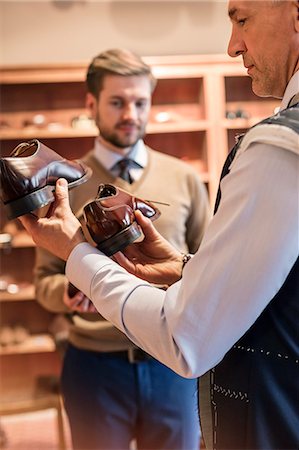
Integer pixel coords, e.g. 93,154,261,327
19,178,86,261
84,183,161,256
0,139,92,220
20,178,184,283
113,210,184,286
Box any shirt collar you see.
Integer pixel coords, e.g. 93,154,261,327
93,138,148,171
280,71,299,111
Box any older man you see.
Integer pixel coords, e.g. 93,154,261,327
19,2,299,449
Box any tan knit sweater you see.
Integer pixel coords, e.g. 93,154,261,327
34,146,210,352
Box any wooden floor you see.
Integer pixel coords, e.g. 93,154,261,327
0,409,72,450
0,409,205,450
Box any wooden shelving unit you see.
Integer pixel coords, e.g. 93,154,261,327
0,53,280,404
0,284,35,302
0,334,55,356
0,54,243,200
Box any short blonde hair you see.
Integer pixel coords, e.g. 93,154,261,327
86,48,157,97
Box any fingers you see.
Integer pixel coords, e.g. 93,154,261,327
15,179,68,229
19,213,38,231
54,178,72,215
55,178,68,199
113,251,136,274
63,290,95,313
21,178,70,226
19,213,40,239
73,296,96,313
63,290,84,307
134,210,159,241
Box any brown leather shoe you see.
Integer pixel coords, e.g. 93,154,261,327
0,139,92,220
83,183,161,256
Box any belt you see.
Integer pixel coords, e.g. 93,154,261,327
109,348,153,364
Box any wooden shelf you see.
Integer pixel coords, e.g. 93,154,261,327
0,54,240,84
0,103,209,140
0,334,55,355
0,126,97,140
224,100,279,128
0,284,35,302
0,63,87,84
0,121,210,140
223,117,269,130
147,120,209,134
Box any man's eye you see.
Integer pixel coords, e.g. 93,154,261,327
111,100,122,108
136,101,147,109
238,18,246,26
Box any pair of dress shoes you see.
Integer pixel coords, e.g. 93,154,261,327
0,140,161,255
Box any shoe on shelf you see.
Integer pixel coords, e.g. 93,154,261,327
0,139,92,220
13,324,30,345
0,326,15,347
83,183,161,256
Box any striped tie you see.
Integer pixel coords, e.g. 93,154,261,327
114,158,134,184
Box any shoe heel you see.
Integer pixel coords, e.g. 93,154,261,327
97,221,141,256
4,185,55,220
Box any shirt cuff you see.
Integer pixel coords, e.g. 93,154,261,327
65,242,114,299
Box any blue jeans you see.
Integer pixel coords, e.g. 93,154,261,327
61,344,200,450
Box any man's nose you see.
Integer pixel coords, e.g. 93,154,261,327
227,26,246,57
122,104,138,121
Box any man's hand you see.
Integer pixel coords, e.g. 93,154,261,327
114,210,184,286
63,283,97,313
19,178,86,261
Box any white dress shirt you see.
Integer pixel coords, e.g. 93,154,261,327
93,138,148,181
66,73,299,378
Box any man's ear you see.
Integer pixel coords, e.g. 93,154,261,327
86,93,97,119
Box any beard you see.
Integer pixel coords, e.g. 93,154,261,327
96,113,146,149
249,61,285,99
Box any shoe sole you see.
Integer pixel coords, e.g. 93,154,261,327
3,167,92,220
97,221,141,256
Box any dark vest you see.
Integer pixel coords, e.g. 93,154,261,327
199,103,299,450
